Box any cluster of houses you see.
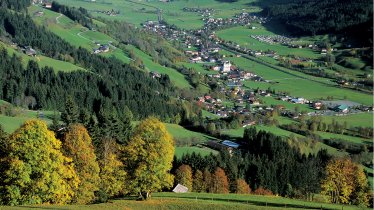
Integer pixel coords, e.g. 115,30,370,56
250,35,293,45
203,13,266,31
92,9,119,17
182,7,214,18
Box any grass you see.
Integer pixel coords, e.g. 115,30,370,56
165,123,215,143
28,5,131,63
223,55,373,105
126,45,191,88
318,113,373,128
0,192,369,210
54,0,259,29
317,132,372,145
0,110,55,134
0,41,86,73
216,26,321,59
175,146,218,159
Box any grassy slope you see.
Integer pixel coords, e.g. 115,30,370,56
126,45,191,88
54,0,259,29
0,41,85,73
0,110,54,133
1,192,368,210
217,25,321,59
223,55,372,105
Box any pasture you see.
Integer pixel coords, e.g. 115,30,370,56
125,45,191,88
223,55,372,105
217,25,321,59
0,192,369,210
0,41,86,73
54,0,259,29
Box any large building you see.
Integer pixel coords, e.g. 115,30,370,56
221,61,231,73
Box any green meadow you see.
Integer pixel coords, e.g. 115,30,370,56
217,25,322,59
54,0,259,29
125,46,191,88
0,41,86,73
1,192,369,210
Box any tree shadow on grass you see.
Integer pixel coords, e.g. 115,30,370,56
154,195,340,210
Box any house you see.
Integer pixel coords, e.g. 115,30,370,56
291,97,305,104
334,104,349,113
312,101,323,110
24,47,37,56
172,184,188,193
242,121,256,127
44,3,52,8
221,140,240,149
99,45,109,52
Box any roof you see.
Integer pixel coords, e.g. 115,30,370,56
172,184,188,193
335,104,348,110
222,140,240,149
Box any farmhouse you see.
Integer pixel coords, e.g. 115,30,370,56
333,104,349,113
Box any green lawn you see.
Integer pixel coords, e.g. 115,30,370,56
317,132,372,145
166,123,215,143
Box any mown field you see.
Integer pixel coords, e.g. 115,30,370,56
54,0,260,29
0,111,54,133
0,192,369,210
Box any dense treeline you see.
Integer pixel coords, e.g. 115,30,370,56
0,0,30,11
262,0,373,44
0,8,182,120
174,127,371,206
175,127,330,199
51,1,93,29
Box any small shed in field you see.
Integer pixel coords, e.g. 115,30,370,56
172,184,188,193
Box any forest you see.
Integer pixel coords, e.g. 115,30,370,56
260,0,373,44
0,7,185,120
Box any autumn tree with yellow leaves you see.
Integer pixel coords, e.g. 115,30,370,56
98,138,127,198
0,120,79,205
62,124,100,204
122,117,174,200
175,164,193,192
321,158,370,207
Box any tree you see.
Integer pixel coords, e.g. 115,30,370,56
235,179,251,194
122,117,174,200
211,167,229,194
62,124,100,204
0,120,79,205
61,96,79,125
321,158,370,206
193,170,204,192
203,169,212,193
175,164,193,192
98,138,127,198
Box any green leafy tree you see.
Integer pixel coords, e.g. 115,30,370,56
0,120,79,205
122,117,174,200
62,124,100,204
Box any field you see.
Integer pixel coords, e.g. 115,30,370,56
54,0,259,29
0,110,54,133
223,55,372,105
217,25,321,59
28,5,130,64
125,46,191,88
318,113,373,128
0,192,369,210
0,41,86,73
